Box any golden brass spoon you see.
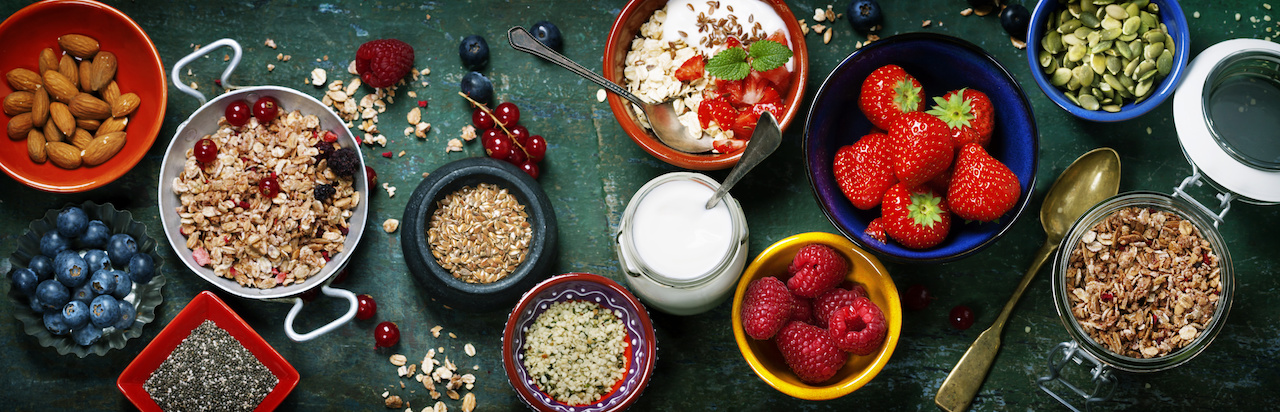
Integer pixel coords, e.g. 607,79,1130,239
935,147,1121,412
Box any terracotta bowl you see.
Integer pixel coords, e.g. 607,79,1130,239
0,0,167,192
602,0,808,170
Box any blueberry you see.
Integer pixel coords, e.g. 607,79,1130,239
460,71,494,107
56,207,89,238
61,300,90,330
35,279,69,312
28,255,54,280
530,21,563,52
89,269,116,296
72,326,102,346
458,35,489,70
114,300,137,330
107,233,137,268
54,250,88,288
89,295,118,328
79,220,110,249
126,253,155,284
1000,4,1031,41
43,311,72,336
111,270,132,299
39,231,71,258
10,268,38,297
84,249,110,273
29,294,45,314
847,0,883,34
71,283,95,304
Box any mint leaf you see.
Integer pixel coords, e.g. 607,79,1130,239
748,40,793,72
705,47,749,80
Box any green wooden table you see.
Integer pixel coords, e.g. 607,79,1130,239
3,0,1279,410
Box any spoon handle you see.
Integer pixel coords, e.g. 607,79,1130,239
507,26,647,108
934,240,1058,412
705,112,782,209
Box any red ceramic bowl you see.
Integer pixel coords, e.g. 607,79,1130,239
118,291,299,412
603,0,808,170
0,0,167,192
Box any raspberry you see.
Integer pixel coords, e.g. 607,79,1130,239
775,321,848,384
355,39,415,88
827,297,887,355
786,244,850,298
813,285,869,326
790,296,813,324
740,277,794,340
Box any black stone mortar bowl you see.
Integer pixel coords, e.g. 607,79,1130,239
402,157,558,312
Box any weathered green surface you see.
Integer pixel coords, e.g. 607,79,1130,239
2,0,1279,410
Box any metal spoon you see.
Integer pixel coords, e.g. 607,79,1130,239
705,111,781,209
935,147,1122,412
507,26,713,154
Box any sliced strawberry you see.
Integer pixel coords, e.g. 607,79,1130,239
859,64,926,131
725,36,744,50
732,103,784,138
739,72,782,107
767,30,789,48
713,137,746,153
758,65,791,94
674,55,706,82
948,143,1021,222
882,184,952,249
714,78,746,105
698,98,738,130
833,133,897,210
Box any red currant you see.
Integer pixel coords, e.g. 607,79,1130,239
489,145,516,162
904,284,932,311
194,138,218,163
259,173,281,198
252,96,281,123
483,133,512,158
224,100,251,127
365,166,378,187
374,321,400,348
472,107,495,130
949,305,975,330
525,135,547,162
494,102,520,126
519,161,540,179
507,147,528,165
356,294,377,320
508,125,530,147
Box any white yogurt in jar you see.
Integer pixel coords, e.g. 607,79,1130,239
659,0,794,71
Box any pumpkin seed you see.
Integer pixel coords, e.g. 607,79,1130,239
1141,11,1158,31
1091,54,1108,74
1075,65,1097,86
1067,2,1083,17
1102,15,1123,30
1039,50,1055,67
1064,91,1081,106
1144,42,1165,60
1059,19,1083,34
1081,1,1097,14
1136,60,1157,78
1052,67,1073,86
1130,40,1145,59
1081,12,1102,28
1135,78,1154,97
1164,32,1175,54
1142,29,1165,44
1075,26,1093,40
1138,67,1158,81
1102,104,1122,112
1148,2,1159,13
1125,3,1140,19
1044,31,1065,53
1091,40,1114,54
1063,32,1085,46
1078,94,1102,110
1124,57,1141,76
1068,44,1088,62
1122,16,1141,35
1102,27,1123,40
1116,40,1135,59
1157,49,1173,75
1107,55,1123,74
1105,4,1128,19
1104,73,1124,90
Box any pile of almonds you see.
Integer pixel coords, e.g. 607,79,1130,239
3,33,140,169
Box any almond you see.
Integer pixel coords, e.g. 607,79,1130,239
76,118,100,131
83,131,125,166
49,101,75,136
102,81,120,107
45,141,82,169
78,60,93,93
96,117,127,137
69,93,110,120
42,70,78,103
42,117,65,142
30,88,49,127
112,93,140,118
90,51,117,92
3,91,33,116
7,68,42,92
7,112,33,140
71,128,95,150
27,129,46,163
59,54,79,90
38,48,58,74
58,34,99,59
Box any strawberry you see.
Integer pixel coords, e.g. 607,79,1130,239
775,321,848,384
697,98,738,130
926,166,954,194
833,133,897,210
711,78,745,105
926,88,995,147
713,138,746,154
881,183,952,249
864,218,888,243
948,143,1022,222
732,102,784,138
859,64,926,131
674,55,706,82
739,72,782,107
889,111,955,187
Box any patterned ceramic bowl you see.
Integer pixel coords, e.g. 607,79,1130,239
503,273,657,412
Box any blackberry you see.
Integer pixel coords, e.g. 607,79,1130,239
314,183,336,201
328,148,360,177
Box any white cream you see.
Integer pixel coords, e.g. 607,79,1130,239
660,0,794,71
630,179,734,281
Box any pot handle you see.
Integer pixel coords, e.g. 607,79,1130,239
283,285,358,342
170,38,243,106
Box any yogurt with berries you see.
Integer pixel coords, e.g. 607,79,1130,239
659,0,792,71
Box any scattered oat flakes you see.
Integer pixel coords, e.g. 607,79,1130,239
823,29,832,44
464,343,476,357
461,392,476,412
276,52,284,61
224,54,230,61
398,150,406,157
383,183,398,198
826,5,837,22
596,89,607,102
416,122,432,139
460,125,476,141
1011,37,1026,49
391,354,408,366
431,325,443,338
284,55,292,62
349,60,359,75
445,138,464,153
267,64,276,72
448,332,456,339
433,401,447,412
812,24,826,34
311,68,327,86
800,19,810,35
1193,11,1200,18
423,172,431,178
961,8,973,16
382,391,390,398
385,395,404,409
408,108,422,125
400,381,405,389
408,91,418,98
868,34,881,42
384,219,401,233
421,68,431,76
814,7,826,22
265,38,277,49
189,81,198,90
922,20,932,28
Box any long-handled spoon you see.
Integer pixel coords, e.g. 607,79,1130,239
507,26,713,154
704,111,781,209
934,148,1122,412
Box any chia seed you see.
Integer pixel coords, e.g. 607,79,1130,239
144,320,277,411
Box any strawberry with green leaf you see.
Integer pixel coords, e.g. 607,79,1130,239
881,183,952,249
833,132,897,210
859,64,926,131
926,88,995,147
889,111,954,188
948,143,1021,222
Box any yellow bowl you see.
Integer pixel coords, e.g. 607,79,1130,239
731,232,901,400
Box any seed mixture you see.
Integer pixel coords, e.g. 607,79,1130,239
1065,206,1222,359
172,110,358,289
522,300,628,406
144,320,277,412
427,183,532,284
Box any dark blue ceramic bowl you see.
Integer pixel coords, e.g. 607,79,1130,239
803,33,1038,264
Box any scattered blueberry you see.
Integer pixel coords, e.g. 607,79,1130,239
10,268,38,297
84,249,110,273
460,71,494,107
36,280,69,311
79,220,110,249
40,231,71,258
847,0,883,34
56,207,89,238
112,270,132,299
1000,4,1031,41
43,311,72,336
89,269,116,296
71,283,95,304
54,250,88,288
114,300,137,330
107,233,137,268
72,325,102,346
29,294,45,314
28,255,54,280
127,253,156,284
459,35,489,70
89,295,118,328
530,21,564,52
61,300,90,330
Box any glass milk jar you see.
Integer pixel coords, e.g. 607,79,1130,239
615,172,749,315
